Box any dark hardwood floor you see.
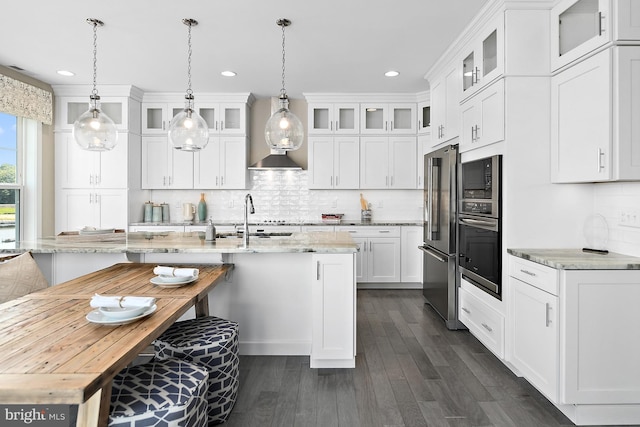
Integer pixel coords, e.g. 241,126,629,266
224,289,577,427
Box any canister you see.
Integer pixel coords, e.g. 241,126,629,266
361,209,372,222
161,203,170,222
152,205,162,222
143,202,153,222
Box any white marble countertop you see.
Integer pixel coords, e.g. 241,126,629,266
130,220,423,227
507,248,640,270
0,231,358,255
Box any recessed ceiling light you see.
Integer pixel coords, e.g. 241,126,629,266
57,70,75,77
221,71,237,77
385,70,400,77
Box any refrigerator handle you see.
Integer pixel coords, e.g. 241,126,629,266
427,157,441,241
419,246,447,263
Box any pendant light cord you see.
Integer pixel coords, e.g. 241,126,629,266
186,20,193,97
91,19,99,98
280,22,286,98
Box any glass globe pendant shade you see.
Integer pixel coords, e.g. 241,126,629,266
168,96,209,151
73,96,118,151
264,96,304,151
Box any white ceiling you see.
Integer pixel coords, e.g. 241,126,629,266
0,0,488,99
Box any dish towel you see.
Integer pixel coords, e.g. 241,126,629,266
90,294,156,309
153,266,199,278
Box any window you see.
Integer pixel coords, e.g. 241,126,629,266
0,112,20,243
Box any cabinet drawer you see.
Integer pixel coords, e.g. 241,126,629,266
335,226,400,238
459,286,504,358
509,256,559,296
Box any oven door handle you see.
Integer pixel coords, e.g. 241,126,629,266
419,246,447,263
459,217,498,231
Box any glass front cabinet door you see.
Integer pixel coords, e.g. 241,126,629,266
461,15,503,99
308,103,359,134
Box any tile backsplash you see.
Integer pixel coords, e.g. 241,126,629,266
592,182,640,257
147,170,423,224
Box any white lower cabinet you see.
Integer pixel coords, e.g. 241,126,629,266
510,275,559,402
311,253,355,367
337,226,400,283
458,280,505,358
508,255,640,425
56,189,128,232
129,225,185,232
400,226,423,283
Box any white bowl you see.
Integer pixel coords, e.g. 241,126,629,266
99,306,148,319
158,274,192,283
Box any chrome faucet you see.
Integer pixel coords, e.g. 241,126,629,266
243,193,255,246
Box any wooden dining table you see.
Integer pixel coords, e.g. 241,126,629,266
0,262,233,427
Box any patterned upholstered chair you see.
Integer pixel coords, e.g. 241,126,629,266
109,358,209,427
154,316,239,425
0,252,48,304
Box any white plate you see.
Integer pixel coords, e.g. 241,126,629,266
150,275,198,287
79,228,115,235
86,304,157,325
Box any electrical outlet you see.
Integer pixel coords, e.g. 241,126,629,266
620,210,640,228
227,200,234,208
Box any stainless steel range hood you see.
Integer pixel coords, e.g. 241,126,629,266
248,150,302,170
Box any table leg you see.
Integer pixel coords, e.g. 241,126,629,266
76,381,112,427
194,295,210,318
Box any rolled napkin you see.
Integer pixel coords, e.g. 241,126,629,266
90,294,156,309
153,265,199,278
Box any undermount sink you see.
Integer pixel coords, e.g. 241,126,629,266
216,232,293,239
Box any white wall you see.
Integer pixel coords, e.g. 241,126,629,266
593,182,640,256
145,170,423,224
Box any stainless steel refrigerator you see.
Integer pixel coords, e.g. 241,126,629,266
419,144,463,330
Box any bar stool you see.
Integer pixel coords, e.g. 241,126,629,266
108,358,208,427
154,316,239,425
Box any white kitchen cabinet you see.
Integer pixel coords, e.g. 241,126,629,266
337,226,400,283
129,225,185,232
416,133,430,189
550,0,640,71
196,102,248,135
55,132,129,189
308,103,359,135
311,253,355,367
301,226,336,232
417,100,431,134
507,255,640,424
360,103,416,135
55,96,131,131
458,279,505,359
400,226,423,283
510,275,559,402
194,136,248,189
56,189,128,232
308,136,359,189
141,136,193,189
360,136,417,189
460,78,504,153
461,14,504,99
141,103,184,135
430,64,461,145
551,47,640,182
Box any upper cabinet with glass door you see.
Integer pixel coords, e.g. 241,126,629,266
461,14,504,100
55,96,130,131
308,103,359,134
360,103,417,135
197,103,248,135
551,0,640,71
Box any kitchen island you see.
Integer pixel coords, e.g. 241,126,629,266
1,231,358,368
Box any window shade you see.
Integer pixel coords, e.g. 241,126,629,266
0,74,53,125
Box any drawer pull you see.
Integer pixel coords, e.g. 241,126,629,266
545,303,551,327
520,269,536,277
481,323,493,332
461,307,470,314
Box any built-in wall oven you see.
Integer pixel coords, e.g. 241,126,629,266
458,155,502,300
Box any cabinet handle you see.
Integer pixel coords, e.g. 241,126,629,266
545,303,551,327
385,121,388,131
335,176,339,186
330,176,333,187
221,121,224,130
473,66,479,84
331,121,334,131
163,176,166,186
162,120,165,131
390,176,394,186
96,174,101,185
216,176,218,186
520,269,536,277
419,120,422,129
461,307,470,314
221,176,224,186
89,194,93,204
481,323,493,332
168,176,172,186
471,126,475,142
95,193,100,204
475,125,480,141
378,230,390,233
598,148,605,171
316,261,320,280
390,121,394,131
598,11,604,35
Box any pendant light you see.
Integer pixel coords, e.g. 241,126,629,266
264,18,304,151
73,19,118,151
168,18,209,151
